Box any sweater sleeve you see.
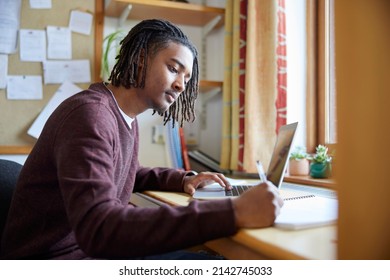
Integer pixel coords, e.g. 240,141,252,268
134,165,193,192
53,102,237,259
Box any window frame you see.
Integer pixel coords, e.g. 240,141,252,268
306,0,336,153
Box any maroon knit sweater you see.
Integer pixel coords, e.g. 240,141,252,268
0,83,236,259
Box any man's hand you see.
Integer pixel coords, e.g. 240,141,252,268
182,171,232,195
232,182,284,228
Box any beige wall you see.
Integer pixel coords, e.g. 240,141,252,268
335,0,390,259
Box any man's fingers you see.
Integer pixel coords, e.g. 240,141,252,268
195,172,231,189
186,184,195,195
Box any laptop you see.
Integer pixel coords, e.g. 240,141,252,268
193,122,299,199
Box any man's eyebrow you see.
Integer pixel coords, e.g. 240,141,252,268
171,58,191,77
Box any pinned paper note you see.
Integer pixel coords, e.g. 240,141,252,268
29,0,52,9
19,29,46,62
0,54,7,89
28,81,82,138
47,26,72,59
7,75,43,100
69,10,93,35
0,0,21,54
43,60,91,84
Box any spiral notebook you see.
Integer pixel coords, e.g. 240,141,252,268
274,186,338,230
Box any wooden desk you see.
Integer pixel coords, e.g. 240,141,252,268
141,189,337,260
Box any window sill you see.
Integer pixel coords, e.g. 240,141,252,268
284,175,336,189
231,171,336,189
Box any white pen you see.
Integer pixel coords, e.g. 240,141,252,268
256,160,267,183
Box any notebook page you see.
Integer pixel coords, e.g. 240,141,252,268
274,196,338,230
280,189,316,200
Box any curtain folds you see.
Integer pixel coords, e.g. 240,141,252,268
276,0,287,132
221,0,284,173
220,0,240,170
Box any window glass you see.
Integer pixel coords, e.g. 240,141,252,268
325,0,337,144
286,0,337,150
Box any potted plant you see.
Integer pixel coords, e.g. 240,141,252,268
288,146,309,176
308,144,332,178
101,30,125,82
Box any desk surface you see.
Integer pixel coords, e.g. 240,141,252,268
143,189,337,260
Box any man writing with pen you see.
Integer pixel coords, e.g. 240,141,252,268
1,19,283,260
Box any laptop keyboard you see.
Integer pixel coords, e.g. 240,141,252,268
224,182,337,199
225,185,254,196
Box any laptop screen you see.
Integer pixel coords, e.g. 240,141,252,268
266,122,298,188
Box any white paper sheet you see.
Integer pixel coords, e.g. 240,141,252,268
28,81,82,139
47,26,72,59
19,29,46,62
0,54,8,89
43,59,91,84
29,0,52,9
69,10,93,35
7,75,43,100
0,0,22,54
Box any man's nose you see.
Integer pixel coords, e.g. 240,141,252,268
173,75,185,93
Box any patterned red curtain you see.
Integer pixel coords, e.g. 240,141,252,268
276,0,287,133
237,0,248,171
237,0,286,171
222,0,286,173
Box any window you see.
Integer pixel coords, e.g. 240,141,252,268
319,0,336,145
286,0,336,152
286,0,307,148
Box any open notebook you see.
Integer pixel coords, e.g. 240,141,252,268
275,184,338,229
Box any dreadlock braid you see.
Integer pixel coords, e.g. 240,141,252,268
109,19,199,127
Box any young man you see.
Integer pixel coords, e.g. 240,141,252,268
1,19,283,259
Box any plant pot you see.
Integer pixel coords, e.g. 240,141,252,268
288,159,309,176
309,162,332,178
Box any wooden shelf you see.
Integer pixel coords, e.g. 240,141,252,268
105,0,225,28
0,145,33,155
199,80,222,93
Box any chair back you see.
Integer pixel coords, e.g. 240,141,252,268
0,159,23,244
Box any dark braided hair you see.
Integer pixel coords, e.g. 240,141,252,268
109,19,199,127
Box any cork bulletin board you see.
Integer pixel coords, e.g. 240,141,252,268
0,0,103,154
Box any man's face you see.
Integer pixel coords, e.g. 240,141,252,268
136,42,194,114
